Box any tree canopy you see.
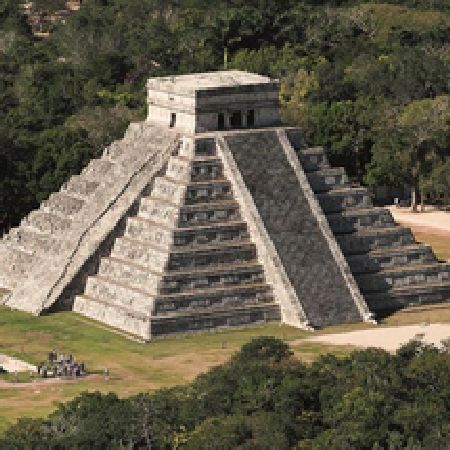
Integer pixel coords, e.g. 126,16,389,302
1,337,449,448
0,0,449,231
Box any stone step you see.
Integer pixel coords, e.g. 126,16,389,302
3,227,68,255
167,241,257,270
0,246,34,289
98,256,161,294
151,303,281,336
138,197,179,227
159,262,266,294
152,176,187,204
327,208,396,234
44,192,85,217
26,211,72,234
185,179,233,205
337,226,415,255
64,176,99,198
306,167,349,192
111,237,169,272
81,158,115,179
347,244,437,274
178,200,241,227
195,137,217,156
125,217,173,248
356,262,450,293
365,281,450,313
298,147,329,172
85,275,154,313
73,295,152,341
317,187,373,213
165,155,192,182
173,221,250,248
156,281,271,301
104,141,126,161
191,158,223,182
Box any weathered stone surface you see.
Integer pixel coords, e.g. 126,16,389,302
3,123,179,314
222,130,367,328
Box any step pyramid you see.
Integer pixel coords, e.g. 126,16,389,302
1,71,449,340
282,129,450,314
72,138,282,339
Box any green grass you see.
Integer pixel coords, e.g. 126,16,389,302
0,306,322,434
412,229,450,261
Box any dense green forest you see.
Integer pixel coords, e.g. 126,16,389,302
0,0,449,231
1,337,449,449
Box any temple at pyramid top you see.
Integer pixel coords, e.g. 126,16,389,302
146,70,281,133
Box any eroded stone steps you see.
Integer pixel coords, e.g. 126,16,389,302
77,278,277,333
26,211,72,234
297,147,330,172
151,303,281,336
326,208,396,234
159,262,265,294
100,254,265,296
3,227,72,256
167,241,257,270
347,244,436,274
317,187,373,213
178,200,241,227
306,167,349,192
73,294,152,340
365,281,450,312
112,236,257,274
125,216,250,248
138,197,179,227
75,293,279,340
98,257,161,294
191,159,223,182
86,275,153,304
336,226,415,255
0,246,34,289
111,237,169,271
154,283,274,315
355,262,450,293
64,176,100,198
185,180,233,205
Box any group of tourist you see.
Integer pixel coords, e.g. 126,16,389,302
37,350,86,378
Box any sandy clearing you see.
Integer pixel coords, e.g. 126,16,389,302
300,324,450,352
0,354,36,373
389,206,450,234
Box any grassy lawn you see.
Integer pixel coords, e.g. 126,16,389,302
0,305,369,435
412,228,450,261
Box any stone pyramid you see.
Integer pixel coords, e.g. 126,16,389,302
1,71,449,340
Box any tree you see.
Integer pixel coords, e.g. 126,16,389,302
396,96,449,211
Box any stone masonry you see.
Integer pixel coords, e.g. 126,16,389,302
1,71,449,340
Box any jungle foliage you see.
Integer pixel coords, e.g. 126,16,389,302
0,0,449,230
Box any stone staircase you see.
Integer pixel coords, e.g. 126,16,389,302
1,123,178,314
73,138,280,339
220,130,369,328
286,131,450,314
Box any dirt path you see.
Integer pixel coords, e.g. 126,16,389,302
389,206,450,234
0,354,36,373
293,324,450,352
